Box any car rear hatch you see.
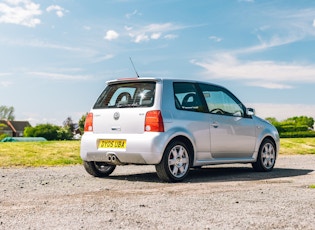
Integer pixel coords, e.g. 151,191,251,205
91,79,160,134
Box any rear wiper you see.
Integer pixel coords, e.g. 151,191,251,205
117,103,140,108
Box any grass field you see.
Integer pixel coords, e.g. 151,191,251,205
0,138,314,167
0,141,81,167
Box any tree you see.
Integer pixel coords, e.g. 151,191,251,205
79,113,87,133
0,123,6,130
0,123,8,141
0,106,15,120
63,117,75,133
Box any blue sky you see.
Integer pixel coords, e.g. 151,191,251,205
1,0,315,126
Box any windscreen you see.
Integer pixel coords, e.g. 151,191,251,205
93,82,156,109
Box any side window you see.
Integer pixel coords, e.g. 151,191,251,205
173,82,205,112
199,84,244,117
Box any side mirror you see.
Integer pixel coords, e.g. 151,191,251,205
246,108,255,116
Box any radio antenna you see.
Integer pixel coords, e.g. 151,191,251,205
129,57,140,78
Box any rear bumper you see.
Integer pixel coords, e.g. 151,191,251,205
80,132,167,165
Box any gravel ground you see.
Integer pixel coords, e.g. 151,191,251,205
1,155,315,230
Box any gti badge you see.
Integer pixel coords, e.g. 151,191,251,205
113,112,120,120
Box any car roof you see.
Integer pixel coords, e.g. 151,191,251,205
106,77,221,86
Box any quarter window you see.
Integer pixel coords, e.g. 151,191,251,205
173,82,205,112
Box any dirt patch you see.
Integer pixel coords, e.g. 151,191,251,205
1,155,315,229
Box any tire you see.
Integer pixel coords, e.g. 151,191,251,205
252,139,276,172
83,161,116,177
155,140,191,182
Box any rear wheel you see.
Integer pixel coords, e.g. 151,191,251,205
252,139,276,172
156,140,191,182
83,161,116,177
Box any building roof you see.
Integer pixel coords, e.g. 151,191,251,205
0,120,31,132
8,121,31,131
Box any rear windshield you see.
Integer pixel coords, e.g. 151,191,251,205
93,82,156,109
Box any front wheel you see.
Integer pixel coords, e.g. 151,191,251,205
155,140,191,182
83,161,116,177
252,139,276,172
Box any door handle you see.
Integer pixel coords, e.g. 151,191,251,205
210,122,219,128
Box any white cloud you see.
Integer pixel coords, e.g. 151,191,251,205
238,0,254,2
133,33,149,43
0,80,13,87
2,37,96,56
124,25,132,31
242,34,302,54
46,5,67,18
92,54,114,63
191,54,315,89
0,72,11,76
0,0,41,27
247,81,292,89
125,9,141,19
127,22,184,43
191,9,315,90
0,73,13,87
144,23,175,32
104,30,119,41
164,34,178,40
28,72,92,80
253,8,315,47
151,33,161,40
209,36,222,42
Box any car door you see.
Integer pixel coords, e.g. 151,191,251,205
173,82,211,161
199,83,256,159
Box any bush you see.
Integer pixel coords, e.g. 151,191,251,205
266,116,315,138
0,133,9,141
279,125,309,132
280,131,315,138
24,124,73,141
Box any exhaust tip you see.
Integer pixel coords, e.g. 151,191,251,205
106,153,121,164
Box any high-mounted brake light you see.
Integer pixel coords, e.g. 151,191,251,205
84,112,93,132
145,110,164,132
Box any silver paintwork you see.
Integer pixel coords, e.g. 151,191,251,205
80,78,279,169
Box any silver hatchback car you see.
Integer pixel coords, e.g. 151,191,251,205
80,78,279,182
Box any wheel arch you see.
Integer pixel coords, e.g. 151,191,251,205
255,124,280,160
165,135,195,165
261,135,278,158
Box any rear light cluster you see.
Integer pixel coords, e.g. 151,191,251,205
84,112,93,132
145,110,164,132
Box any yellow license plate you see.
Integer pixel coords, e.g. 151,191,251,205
98,139,126,149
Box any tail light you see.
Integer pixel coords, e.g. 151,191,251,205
84,112,93,132
145,110,164,132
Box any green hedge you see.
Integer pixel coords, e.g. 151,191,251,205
278,125,309,132
280,131,315,138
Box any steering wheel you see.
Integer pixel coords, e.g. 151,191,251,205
210,108,225,115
